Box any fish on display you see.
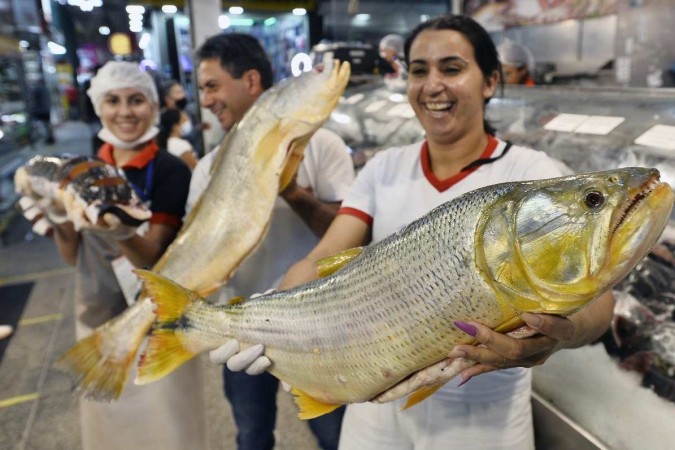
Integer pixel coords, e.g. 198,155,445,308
14,155,151,228
56,60,352,400
133,167,673,419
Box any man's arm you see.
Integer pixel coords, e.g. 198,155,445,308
280,181,341,237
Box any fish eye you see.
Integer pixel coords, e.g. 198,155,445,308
584,190,605,209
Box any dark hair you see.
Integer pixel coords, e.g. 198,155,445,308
196,33,273,90
404,15,504,134
158,108,182,149
160,79,181,108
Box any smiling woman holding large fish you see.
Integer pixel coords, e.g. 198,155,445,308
203,15,640,450
18,61,206,450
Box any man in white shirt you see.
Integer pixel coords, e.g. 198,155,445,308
190,33,355,450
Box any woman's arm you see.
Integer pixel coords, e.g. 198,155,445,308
117,223,178,268
450,290,615,381
180,151,198,170
52,222,80,266
278,214,371,290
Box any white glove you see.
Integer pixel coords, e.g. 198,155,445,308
209,289,275,375
209,341,271,375
18,196,64,236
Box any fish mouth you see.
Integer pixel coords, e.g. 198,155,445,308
610,172,664,237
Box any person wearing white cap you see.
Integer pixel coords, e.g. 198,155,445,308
379,33,408,90
497,39,536,86
19,61,205,450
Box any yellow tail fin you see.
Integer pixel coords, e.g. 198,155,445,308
133,270,202,385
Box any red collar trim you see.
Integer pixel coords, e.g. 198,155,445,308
421,135,498,192
98,140,159,169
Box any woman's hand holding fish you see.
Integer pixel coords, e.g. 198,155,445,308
18,195,67,236
61,191,137,239
450,313,576,383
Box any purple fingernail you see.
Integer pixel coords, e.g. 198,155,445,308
454,320,478,337
457,375,473,387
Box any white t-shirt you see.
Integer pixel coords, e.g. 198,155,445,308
187,127,355,299
340,136,564,403
166,137,194,158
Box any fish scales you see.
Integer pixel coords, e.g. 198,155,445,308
190,187,514,403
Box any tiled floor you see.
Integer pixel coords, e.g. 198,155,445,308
0,122,319,450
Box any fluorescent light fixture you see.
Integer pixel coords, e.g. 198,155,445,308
388,93,405,102
47,41,66,55
19,40,29,48
230,18,254,26
229,6,244,15
98,26,110,35
354,14,371,21
162,5,177,14
291,52,312,77
126,5,145,14
128,12,143,21
138,32,151,49
130,24,143,32
420,14,430,22
129,20,143,27
264,17,277,26
292,8,307,16
218,15,231,29
331,112,351,124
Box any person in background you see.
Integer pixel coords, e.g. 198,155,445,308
379,33,408,90
20,61,205,450
29,83,56,145
497,39,536,86
158,108,198,169
219,15,615,450
161,79,210,156
193,33,355,450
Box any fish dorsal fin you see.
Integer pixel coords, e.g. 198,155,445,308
315,247,364,278
290,387,342,420
402,384,443,410
227,296,246,306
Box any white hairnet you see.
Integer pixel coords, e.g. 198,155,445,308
87,61,159,117
497,40,535,71
379,34,405,59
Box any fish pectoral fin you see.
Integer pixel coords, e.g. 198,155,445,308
402,384,443,410
315,247,364,277
278,134,312,192
290,388,342,420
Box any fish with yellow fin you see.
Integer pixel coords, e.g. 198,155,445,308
134,167,672,419
56,60,351,401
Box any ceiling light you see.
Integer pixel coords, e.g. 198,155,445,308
162,5,177,14
138,32,151,50
264,17,276,26
126,5,145,14
128,13,143,21
218,15,231,29
229,6,244,15
19,40,29,48
47,41,66,55
292,8,307,16
98,26,110,35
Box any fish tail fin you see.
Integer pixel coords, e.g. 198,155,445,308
56,300,155,401
290,387,342,420
133,269,204,385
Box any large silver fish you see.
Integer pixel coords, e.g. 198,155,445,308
56,61,352,400
134,167,673,419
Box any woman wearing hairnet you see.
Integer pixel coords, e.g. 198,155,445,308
56,61,205,449
497,40,536,86
379,33,408,90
